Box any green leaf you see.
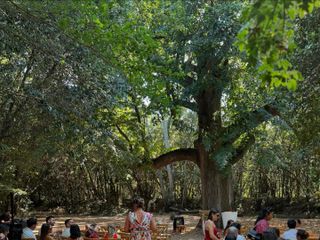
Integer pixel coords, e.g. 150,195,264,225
287,79,297,91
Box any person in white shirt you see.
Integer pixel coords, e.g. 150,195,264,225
282,219,297,240
22,218,37,240
61,219,74,238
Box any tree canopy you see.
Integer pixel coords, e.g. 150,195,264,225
0,0,319,213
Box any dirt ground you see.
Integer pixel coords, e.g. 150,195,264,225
32,214,320,240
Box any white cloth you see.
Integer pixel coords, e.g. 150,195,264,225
21,227,36,240
61,228,70,238
237,235,246,240
282,229,297,240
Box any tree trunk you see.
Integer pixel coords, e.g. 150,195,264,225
166,165,175,202
198,144,233,211
181,162,187,208
156,170,167,201
153,92,277,210
162,119,175,203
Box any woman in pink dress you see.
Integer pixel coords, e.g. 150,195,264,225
254,207,273,235
124,197,157,240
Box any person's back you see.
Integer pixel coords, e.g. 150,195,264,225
282,220,297,240
262,230,278,240
225,226,238,240
127,211,153,239
40,224,53,240
22,218,37,240
61,228,69,238
22,227,34,239
69,224,82,240
124,197,156,240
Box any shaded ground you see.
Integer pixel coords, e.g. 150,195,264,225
31,214,320,239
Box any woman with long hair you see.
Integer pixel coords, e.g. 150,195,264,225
40,224,53,240
69,224,82,240
223,220,235,236
254,207,273,235
204,208,220,240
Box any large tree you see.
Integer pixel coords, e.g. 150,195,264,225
11,0,282,210
149,1,281,210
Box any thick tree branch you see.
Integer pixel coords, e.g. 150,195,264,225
178,75,195,88
153,148,199,169
221,104,279,145
173,99,198,112
227,134,255,166
212,134,255,170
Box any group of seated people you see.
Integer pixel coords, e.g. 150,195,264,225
19,216,105,240
0,205,315,240
20,216,62,240
0,196,156,240
205,207,311,240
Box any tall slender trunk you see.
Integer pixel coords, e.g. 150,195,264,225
156,170,167,200
181,163,187,207
162,119,175,203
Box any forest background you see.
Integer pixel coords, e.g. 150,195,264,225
0,0,319,216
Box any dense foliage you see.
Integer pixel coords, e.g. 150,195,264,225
238,0,320,90
0,0,319,214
